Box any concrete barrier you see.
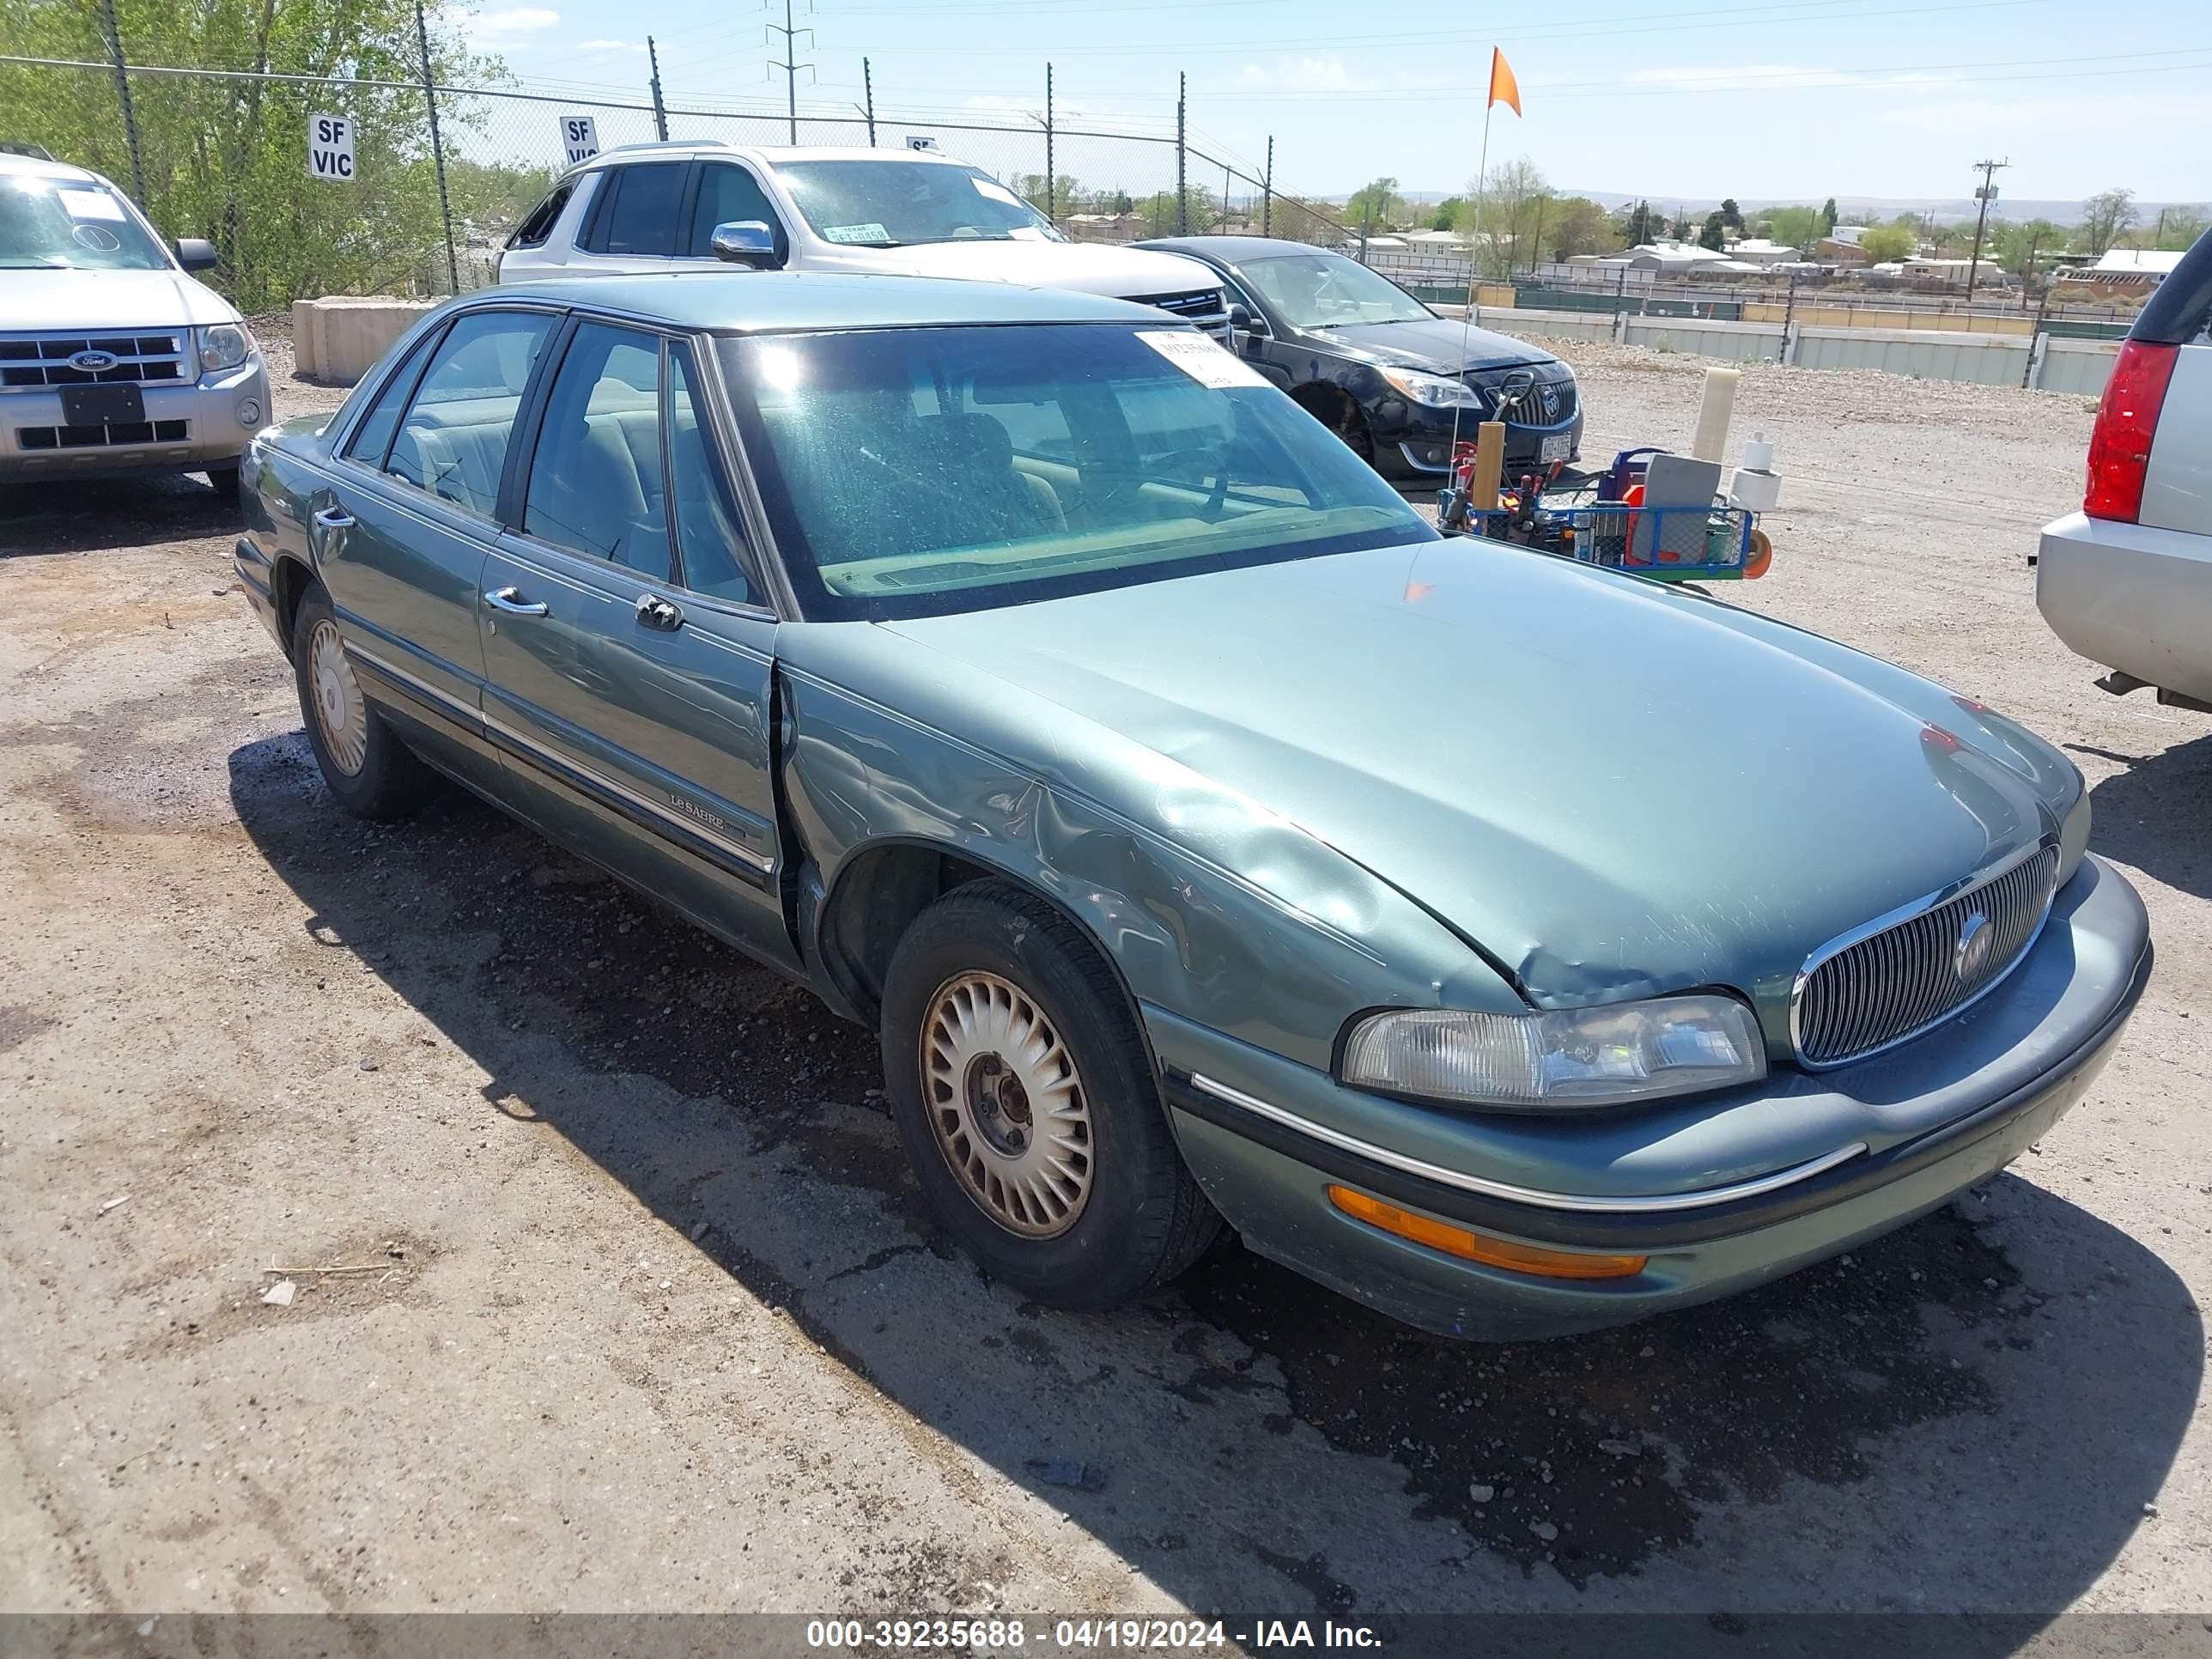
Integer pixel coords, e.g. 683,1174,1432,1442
2037,336,2121,397
1624,315,1783,362
1433,304,1614,343
1790,323,2027,386
291,296,436,386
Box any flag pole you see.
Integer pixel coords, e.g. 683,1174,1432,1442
1447,59,1498,472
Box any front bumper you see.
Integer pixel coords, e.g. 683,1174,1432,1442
1383,401,1583,477
0,358,270,484
2037,509,2212,705
1150,853,2151,1340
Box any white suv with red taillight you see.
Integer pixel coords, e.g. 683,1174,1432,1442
2038,227,2212,712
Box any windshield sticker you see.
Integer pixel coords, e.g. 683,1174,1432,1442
1135,329,1267,390
970,178,1024,208
58,188,127,223
821,222,891,245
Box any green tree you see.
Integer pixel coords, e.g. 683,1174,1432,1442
0,0,509,308
1546,196,1618,260
1345,175,1407,231
1820,196,1838,231
1993,217,2063,279
1614,198,1656,246
2152,205,2210,250
1458,156,1547,277
1719,197,1743,230
1697,210,1727,251
1859,224,1916,262
1765,204,1822,252
1431,196,1465,231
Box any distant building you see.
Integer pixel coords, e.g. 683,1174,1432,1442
1723,238,1802,265
2057,248,2186,297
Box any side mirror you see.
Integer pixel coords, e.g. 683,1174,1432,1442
709,221,780,269
175,237,220,272
1228,302,1267,336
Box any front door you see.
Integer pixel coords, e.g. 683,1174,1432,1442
476,320,796,971
317,307,556,772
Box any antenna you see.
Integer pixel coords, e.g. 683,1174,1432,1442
765,0,815,146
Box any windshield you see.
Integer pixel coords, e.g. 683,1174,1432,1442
721,323,1436,622
1237,252,1431,330
774,160,1065,248
0,174,170,270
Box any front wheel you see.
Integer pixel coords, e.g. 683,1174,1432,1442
879,882,1220,1310
290,582,435,820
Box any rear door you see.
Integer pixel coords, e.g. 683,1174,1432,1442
477,318,796,969
314,306,556,771
557,161,693,277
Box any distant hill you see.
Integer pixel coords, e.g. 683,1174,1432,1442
1380,190,2205,227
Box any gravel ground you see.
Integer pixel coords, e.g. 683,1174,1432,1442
3,337,2210,1634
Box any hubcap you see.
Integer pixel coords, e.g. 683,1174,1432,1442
307,619,368,776
920,970,1093,1238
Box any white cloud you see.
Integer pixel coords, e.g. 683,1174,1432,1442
578,38,646,54
471,7,560,40
1224,57,1390,94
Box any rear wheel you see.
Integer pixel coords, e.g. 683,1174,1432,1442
880,881,1219,1310
290,583,435,820
1295,386,1376,469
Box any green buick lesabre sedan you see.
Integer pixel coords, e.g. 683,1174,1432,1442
234,273,2152,1340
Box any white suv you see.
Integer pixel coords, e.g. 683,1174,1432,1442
1,149,269,499
496,141,1233,337
2038,226,2212,712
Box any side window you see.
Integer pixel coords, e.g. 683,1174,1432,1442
687,164,787,262
386,309,553,517
507,182,574,250
343,331,435,467
523,321,672,581
667,343,755,603
584,163,686,258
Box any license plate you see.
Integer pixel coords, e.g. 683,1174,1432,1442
1540,432,1574,464
60,383,146,427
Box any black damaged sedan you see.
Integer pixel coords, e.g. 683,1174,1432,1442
1140,234,1582,483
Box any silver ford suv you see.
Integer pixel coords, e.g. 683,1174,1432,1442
2037,225,2212,711
1,149,270,500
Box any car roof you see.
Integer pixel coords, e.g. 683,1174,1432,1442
0,150,105,185
480,270,1168,333
1136,235,1335,265
568,139,969,177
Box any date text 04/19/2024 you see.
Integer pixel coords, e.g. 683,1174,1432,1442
802,1619,1384,1650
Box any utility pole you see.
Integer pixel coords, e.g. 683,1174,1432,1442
647,35,668,141
766,0,813,146
861,57,875,145
1044,64,1054,223
1261,135,1273,238
1965,155,2007,303
415,0,459,294
94,0,146,207
1174,72,1187,235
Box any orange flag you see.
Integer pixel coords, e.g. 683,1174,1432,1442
1488,47,1522,116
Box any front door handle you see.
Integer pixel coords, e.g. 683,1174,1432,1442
312,505,355,531
484,586,549,617
635,592,684,632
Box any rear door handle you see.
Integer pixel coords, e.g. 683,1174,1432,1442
484,586,549,617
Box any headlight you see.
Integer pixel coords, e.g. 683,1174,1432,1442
1339,994,1765,1110
1377,366,1481,409
197,323,254,374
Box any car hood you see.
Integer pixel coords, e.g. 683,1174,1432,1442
1303,314,1559,374
0,267,236,331
879,542,2069,1027
849,239,1224,300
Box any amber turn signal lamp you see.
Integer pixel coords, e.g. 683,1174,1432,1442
1327,1185,1647,1281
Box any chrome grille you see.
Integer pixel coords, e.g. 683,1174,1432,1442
1473,370,1578,427
1129,287,1232,337
0,331,190,390
1793,843,2061,1067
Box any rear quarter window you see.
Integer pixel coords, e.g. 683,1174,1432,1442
507,182,574,250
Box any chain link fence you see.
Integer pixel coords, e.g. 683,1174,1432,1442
0,52,1360,310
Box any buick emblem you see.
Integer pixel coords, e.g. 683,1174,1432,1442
1537,382,1562,422
69,349,119,373
1953,911,1993,981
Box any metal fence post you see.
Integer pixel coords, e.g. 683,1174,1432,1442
863,58,876,145
1175,72,1186,235
1044,64,1054,222
1261,136,1272,238
414,0,460,295
647,36,669,140
95,0,147,207
1779,270,1797,365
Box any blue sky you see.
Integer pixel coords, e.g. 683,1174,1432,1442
469,0,2210,207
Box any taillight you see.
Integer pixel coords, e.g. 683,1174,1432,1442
2085,339,2179,522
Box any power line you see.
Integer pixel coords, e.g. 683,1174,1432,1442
766,0,815,145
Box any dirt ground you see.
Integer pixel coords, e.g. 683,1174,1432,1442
3,331,2211,1638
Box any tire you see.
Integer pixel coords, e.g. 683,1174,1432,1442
880,881,1221,1310
289,582,435,820
1296,388,1376,470
205,463,241,503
